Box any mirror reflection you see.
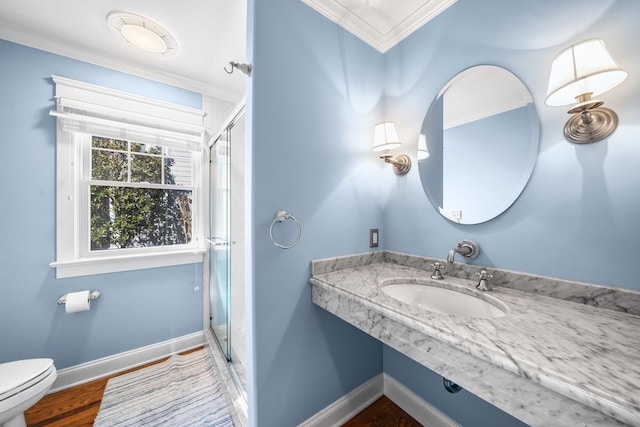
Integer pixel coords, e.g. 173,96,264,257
419,65,539,224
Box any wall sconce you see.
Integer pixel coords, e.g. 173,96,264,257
372,122,411,175
545,38,628,144
417,134,430,161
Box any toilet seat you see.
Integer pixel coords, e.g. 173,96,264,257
0,359,56,427
0,359,55,403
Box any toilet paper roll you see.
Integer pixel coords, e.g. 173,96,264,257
65,290,91,313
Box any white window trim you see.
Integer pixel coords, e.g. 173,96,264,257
49,76,206,278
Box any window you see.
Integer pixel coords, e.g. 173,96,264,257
50,76,206,278
88,136,193,250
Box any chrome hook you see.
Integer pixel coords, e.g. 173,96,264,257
224,61,252,76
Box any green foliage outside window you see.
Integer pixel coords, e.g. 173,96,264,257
90,136,192,250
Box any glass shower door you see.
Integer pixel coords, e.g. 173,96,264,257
209,130,232,360
209,105,246,395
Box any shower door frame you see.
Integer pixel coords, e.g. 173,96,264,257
206,102,247,399
209,126,233,360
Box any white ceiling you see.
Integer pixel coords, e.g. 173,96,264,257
0,0,247,103
443,66,534,129
0,0,457,103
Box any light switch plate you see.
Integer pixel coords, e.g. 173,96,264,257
370,228,379,248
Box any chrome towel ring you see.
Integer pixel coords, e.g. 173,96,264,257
269,210,301,249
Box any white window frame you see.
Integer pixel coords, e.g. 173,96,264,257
49,76,206,278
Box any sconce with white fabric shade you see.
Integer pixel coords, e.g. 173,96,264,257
417,134,430,161
545,38,628,144
372,122,411,175
372,122,402,151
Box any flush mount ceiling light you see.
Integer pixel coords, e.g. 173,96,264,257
107,12,178,55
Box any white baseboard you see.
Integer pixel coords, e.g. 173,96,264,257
383,374,459,427
50,331,205,393
298,374,383,427
298,373,458,427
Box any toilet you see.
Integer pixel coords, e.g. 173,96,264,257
0,359,57,427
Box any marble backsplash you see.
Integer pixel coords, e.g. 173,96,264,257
311,250,640,316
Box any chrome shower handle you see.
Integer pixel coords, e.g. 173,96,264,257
206,237,236,246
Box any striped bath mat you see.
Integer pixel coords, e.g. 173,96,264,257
94,349,233,426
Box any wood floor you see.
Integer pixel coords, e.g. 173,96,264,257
25,349,419,426
343,396,422,427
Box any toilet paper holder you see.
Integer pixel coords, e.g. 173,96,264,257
57,290,101,305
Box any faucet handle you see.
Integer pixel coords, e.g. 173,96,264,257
430,262,444,280
475,269,493,291
475,269,493,280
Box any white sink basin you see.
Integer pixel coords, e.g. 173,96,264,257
381,282,506,319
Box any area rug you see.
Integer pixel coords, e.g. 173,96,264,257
94,349,233,426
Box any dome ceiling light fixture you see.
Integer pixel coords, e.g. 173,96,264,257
107,12,178,56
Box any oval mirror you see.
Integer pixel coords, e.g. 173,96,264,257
418,65,539,224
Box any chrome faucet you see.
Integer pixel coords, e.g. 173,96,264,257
446,249,459,263
446,240,479,263
475,269,493,291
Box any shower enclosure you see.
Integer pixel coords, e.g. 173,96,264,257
208,103,246,397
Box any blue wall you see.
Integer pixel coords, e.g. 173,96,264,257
442,105,536,224
3,0,639,426
247,0,385,425
423,95,444,207
379,0,640,424
0,39,203,368
384,346,526,426
383,0,640,290
248,0,640,426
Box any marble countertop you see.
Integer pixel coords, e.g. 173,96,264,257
310,251,640,426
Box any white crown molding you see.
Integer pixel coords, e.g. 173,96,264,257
0,24,240,101
301,0,458,53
